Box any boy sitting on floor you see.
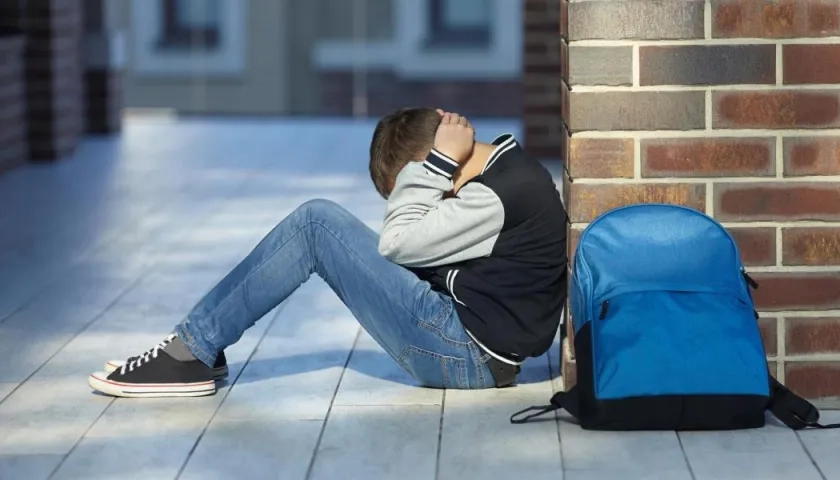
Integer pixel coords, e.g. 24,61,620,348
89,108,568,397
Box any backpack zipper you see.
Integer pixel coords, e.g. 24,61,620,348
599,301,609,320
743,270,759,289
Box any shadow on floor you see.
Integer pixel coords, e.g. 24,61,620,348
230,346,561,387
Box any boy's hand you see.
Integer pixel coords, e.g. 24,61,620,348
433,109,475,164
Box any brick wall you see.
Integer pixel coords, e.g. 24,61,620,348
532,0,840,403
318,71,522,118
523,0,565,160
82,0,123,134
24,0,84,161
0,35,27,173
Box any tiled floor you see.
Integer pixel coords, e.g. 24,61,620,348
0,117,837,480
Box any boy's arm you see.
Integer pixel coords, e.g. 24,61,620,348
378,150,504,268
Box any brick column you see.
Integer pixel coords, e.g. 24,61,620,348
24,0,84,161
0,0,27,173
82,0,123,134
0,37,26,173
536,0,840,403
523,0,567,161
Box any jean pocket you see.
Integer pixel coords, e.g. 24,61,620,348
398,346,467,389
417,294,471,348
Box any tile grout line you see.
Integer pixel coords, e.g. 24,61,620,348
43,214,250,477
46,398,117,480
0,270,151,408
546,351,566,477
173,303,287,480
433,389,447,480
39,271,155,478
39,161,276,477
795,431,828,480
0,196,181,328
304,327,362,480
676,433,698,480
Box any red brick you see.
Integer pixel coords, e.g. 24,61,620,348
783,228,840,266
784,137,840,176
715,183,840,221
712,0,840,38
713,91,840,129
570,183,706,223
784,45,840,84
750,273,840,311
759,317,778,356
785,362,840,400
786,317,840,355
727,227,777,266
641,138,775,178
639,45,775,86
569,138,634,179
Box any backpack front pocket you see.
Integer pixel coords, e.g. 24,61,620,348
592,290,768,400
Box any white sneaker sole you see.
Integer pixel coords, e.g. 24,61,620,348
104,360,229,381
88,372,216,398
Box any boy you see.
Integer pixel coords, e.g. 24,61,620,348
88,108,568,397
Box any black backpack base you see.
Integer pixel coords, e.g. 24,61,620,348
512,376,840,431
538,327,769,431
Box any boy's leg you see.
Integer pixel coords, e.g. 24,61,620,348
89,199,495,397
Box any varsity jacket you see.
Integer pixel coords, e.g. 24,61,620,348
379,134,568,363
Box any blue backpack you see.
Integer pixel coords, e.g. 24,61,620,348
512,204,838,431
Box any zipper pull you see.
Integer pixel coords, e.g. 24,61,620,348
599,301,609,320
743,271,759,289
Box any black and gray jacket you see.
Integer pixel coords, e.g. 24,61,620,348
379,134,568,364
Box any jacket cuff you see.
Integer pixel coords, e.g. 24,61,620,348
423,149,459,179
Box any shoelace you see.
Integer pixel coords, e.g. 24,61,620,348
118,333,177,375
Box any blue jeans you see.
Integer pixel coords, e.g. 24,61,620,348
175,199,496,389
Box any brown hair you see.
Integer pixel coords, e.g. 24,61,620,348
369,107,441,199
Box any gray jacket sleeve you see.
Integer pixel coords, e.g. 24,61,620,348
378,151,505,268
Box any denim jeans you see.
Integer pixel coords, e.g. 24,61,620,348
175,199,496,389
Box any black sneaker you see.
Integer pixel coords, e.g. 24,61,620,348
103,336,229,381
89,335,216,398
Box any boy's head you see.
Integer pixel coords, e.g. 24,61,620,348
369,107,442,199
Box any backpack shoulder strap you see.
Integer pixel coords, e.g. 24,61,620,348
768,376,840,430
510,386,580,424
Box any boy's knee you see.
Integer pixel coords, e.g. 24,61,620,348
299,198,340,216
294,198,348,225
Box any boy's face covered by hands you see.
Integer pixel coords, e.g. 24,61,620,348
432,109,475,164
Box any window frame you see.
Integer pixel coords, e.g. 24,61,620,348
157,0,221,50
426,0,491,48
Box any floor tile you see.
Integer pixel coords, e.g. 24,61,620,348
309,405,440,480
797,411,840,480
49,311,274,480
439,355,561,480
332,332,442,407
679,419,823,480
561,421,691,480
